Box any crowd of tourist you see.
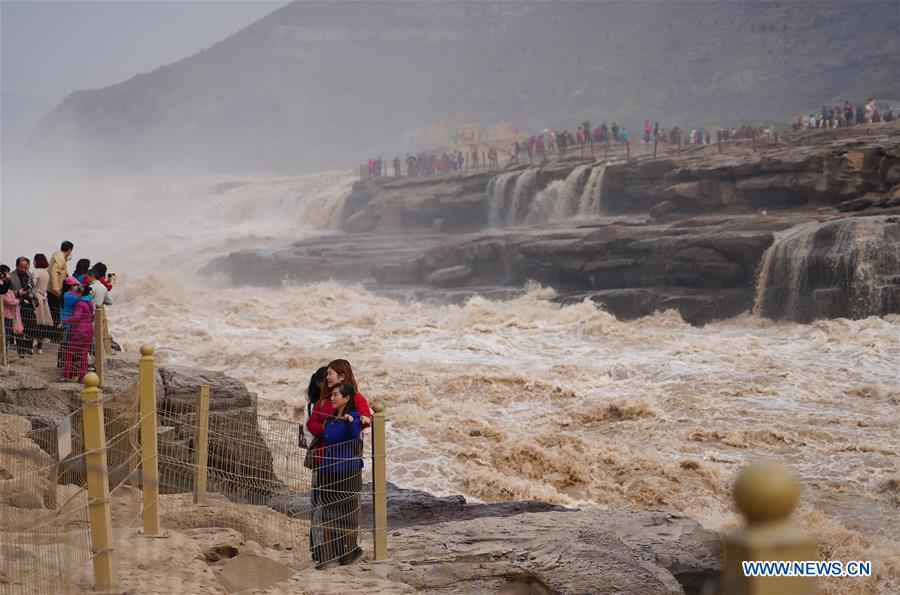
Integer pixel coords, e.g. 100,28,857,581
364,94,894,178
374,150,504,178
300,359,370,570
793,98,895,130
513,120,633,162
1,240,115,382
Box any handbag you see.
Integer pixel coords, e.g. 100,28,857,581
303,435,322,470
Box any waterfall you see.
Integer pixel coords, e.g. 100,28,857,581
486,171,521,226
525,180,565,224
486,169,543,227
486,163,606,227
507,169,539,225
577,163,605,216
553,164,593,220
753,217,900,322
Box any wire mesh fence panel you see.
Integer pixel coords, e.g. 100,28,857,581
0,455,93,594
152,392,372,566
0,330,145,595
155,396,314,553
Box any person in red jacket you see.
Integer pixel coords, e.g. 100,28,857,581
307,359,371,441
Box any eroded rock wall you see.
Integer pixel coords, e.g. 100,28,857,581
339,127,900,231
754,216,900,322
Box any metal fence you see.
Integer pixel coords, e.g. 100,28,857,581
1,338,388,593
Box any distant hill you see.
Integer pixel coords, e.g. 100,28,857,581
24,0,900,174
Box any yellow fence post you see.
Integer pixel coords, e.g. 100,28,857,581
93,305,104,386
1,298,7,369
102,307,112,354
193,385,210,505
721,461,818,595
81,372,116,591
372,401,388,560
139,344,160,536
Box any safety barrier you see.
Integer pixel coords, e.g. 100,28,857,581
1,341,389,592
0,370,147,593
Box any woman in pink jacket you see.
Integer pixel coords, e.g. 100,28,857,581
60,285,94,381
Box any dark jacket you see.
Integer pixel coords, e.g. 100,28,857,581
320,411,363,475
9,269,35,306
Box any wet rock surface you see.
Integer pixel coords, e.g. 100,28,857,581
375,509,720,594
360,482,570,529
201,231,450,287
373,215,787,324
340,171,495,233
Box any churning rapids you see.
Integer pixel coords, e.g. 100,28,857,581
8,170,897,590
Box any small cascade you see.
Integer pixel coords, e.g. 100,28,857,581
507,169,539,225
576,163,605,216
552,164,593,220
525,180,565,224
486,163,606,227
486,171,521,226
753,217,900,322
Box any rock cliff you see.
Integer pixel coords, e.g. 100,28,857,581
207,125,900,324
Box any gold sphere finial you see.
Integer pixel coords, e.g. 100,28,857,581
733,460,800,525
83,372,101,389
372,401,385,413
140,344,155,356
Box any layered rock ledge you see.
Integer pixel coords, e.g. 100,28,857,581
205,125,900,324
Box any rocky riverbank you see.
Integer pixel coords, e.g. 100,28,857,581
205,124,900,324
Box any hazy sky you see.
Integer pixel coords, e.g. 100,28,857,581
1,0,289,153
